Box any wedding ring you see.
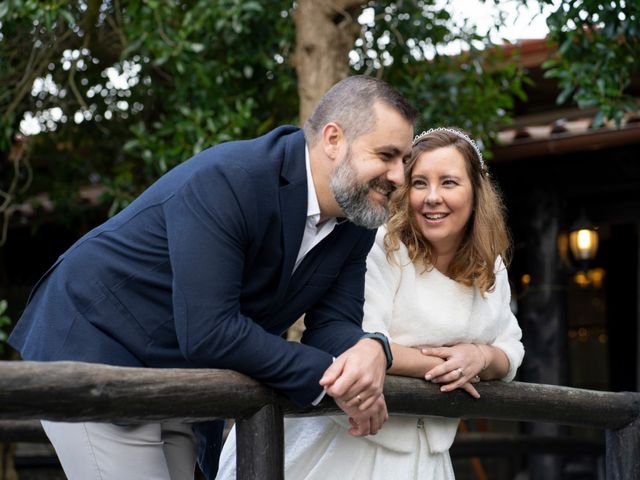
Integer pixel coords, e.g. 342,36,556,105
457,367,464,378
356,394,362,402
474,375,480,382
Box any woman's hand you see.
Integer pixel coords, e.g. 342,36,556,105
460,380,481,399
420,344,487,397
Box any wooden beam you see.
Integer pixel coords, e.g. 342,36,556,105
0,362,638,431
491,123,640,163
0,420,47,443
450,432,603,457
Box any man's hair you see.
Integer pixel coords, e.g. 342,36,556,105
303,75,418,146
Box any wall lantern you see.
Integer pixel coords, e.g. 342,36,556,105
568,212,599,262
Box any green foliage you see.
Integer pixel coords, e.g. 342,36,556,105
0,299,11,354
1,0,298,211
115,1,297,183
541,0,640,126
355,1,529,148
1,0,638,228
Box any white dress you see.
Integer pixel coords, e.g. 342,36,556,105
216,227,525,479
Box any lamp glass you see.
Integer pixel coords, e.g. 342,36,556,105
569,228,599,261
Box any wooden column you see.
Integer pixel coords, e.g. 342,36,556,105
520,188,568,480
236,403,284,480
605,224,639,392
637,224,640,392
605,417,640,479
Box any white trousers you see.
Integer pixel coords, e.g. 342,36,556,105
41,420,197,480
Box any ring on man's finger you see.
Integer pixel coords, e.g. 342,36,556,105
474,375,480,382
456,367,464,378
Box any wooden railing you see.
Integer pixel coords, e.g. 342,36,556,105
0,361,638,479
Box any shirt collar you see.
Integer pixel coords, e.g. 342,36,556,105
305,145,322,227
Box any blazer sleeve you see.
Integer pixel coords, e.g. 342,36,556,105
300,227,376,357
490,258,525,382
163,163,332,405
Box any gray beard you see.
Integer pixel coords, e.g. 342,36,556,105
330,152,390,229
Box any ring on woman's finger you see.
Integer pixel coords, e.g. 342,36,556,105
356,394,363,403
456,367,464,378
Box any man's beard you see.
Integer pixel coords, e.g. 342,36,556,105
330,149,395,229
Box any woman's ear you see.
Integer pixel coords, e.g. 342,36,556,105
321,122,344,160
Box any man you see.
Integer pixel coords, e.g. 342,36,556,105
9,75,416,479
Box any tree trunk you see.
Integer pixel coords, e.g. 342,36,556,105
292,0,368,124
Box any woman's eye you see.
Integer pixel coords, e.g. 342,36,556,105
411,179,426,188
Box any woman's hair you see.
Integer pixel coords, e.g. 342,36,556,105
384,127,511,295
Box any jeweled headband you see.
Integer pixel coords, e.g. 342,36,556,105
413,127,486,172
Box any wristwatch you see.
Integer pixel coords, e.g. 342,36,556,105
361,332,393,370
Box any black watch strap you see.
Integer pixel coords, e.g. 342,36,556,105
361,332,393,370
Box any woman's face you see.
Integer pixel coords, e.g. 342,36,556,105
408,146,474,256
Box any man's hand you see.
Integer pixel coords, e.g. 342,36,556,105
320,338,387,410
319,338,389,434
334,393,388,436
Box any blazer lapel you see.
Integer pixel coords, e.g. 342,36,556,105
276,130,308,292
288,224,344,296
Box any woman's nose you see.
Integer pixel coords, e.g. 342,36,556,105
425,187,441,205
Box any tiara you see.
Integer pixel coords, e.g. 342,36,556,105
413,127,486,172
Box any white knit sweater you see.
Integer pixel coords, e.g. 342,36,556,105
345,226,525,454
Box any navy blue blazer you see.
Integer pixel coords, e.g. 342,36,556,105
9,126,376,405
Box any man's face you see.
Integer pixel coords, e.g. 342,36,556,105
330,102,413,229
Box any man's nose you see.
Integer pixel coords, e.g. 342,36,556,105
386,159,405,187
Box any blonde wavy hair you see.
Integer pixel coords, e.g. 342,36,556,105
384,127,511,295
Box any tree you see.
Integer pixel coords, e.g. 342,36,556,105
293,0,366,121
1,1,298,219
540,0,640,126
0,0,638,239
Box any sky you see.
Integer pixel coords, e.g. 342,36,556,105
359,0,554,44
445,0,555,42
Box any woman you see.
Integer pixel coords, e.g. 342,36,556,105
216,127,524,479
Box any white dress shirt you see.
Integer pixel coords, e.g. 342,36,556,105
293,146,340,271
296,145,342,405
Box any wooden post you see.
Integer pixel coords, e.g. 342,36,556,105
520,188,568,480
605,417,640,479
606,224,639,392
236,403,284,480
